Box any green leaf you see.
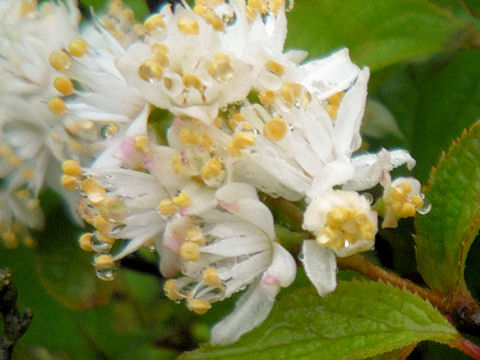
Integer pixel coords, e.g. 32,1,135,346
411,50,480,182
415,120,480,297
179,281,459,360
285,0,466,70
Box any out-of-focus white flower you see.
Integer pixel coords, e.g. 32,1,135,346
302,189,378,296
162,182,296,345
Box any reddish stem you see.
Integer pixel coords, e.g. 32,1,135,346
453,338,480,360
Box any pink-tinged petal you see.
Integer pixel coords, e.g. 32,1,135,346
301,240,337,296
210,279,279,346
261,243,296,288
159,246,180,278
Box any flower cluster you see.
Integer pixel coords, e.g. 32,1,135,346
0,0,428,345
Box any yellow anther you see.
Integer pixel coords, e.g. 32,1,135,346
201,158,222,180
187,298,211,315
79,233,94,252
62,160,81,176
193,4,207,16
68,38,89,57
15,189,30,199
143,14,166,32
94,254,115,270
27,199,40,210
178,17,199,35
151,44,169,67
164,279,182,301
8,155,23,168
203,267,222,287
182,73,203,90
180,241,200,261
263,117,287,142
61,175,78,191
93,215,112,235
164,77,173,90
22,168,34,181
19,0,37,16
53,76,74,96
326,206,349,229
157,198,176,215
227,141,241,157
259,90,276,105
179,128,196,144
2,231,18,249
203,9,225,31
328,91,345,106
392,201,402,213
232,132,255,149
96,232,116,246
266,60,284,76
400,202,416,218
81,178,107,205
173,192,191,208
399,183,412,194
49,50,72,72
326,104,339,119
208,53,233,81
138,59,163,82
248,0,268,14
23,236,35,248
229,113,246,130
280,82,303,105
134,135,150,153
186,226,205,245
98,197,127,224
214,117,223,128
268,0,282,13
411,194,424,209
391,187,404,201
0,144,12,156
48,97,67,115
171,155,183,173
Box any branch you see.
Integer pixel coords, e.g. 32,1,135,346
0,269,33,360
337,255,447,309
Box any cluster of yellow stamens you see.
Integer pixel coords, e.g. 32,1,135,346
1,222,35,249
157,192,191,216
47,38,90,115
103,0,144,42
163,265,225,315
317,206,375,250
389,182,424,219
259,83,311,109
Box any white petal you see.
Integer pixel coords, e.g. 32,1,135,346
261,243,296,288
210,279,278,346
301,240,337,296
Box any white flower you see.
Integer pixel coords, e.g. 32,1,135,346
302,189,378,296
381,176,424,228
161,183,296,345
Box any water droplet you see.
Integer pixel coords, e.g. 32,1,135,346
363,193,374,205
101,123,118,140
417,195,432,215
90,233,112,252
298,249,305,262
147,244,156,253
95,266,116,281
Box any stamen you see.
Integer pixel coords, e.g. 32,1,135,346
68,38,89,57
79,233,94,252
157,198,176,215
201,158,222,180
180,241,200,261
187,298,211,315
61,175,77,191
138,59,163,82
178,17,199,35
49,50,72,72
266,60,284,76
62,160,81,176
182,73,203,91
143,14,166,32
48,97,67,115
81,178,107,205
185,226,206,245
164,279,182,300
208,53,233,81
203,268,222,287
53,76,74,96
259,90,276,105
263,117,287,142
172,192,191,208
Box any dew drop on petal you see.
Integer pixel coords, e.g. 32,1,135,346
90,234,112,252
